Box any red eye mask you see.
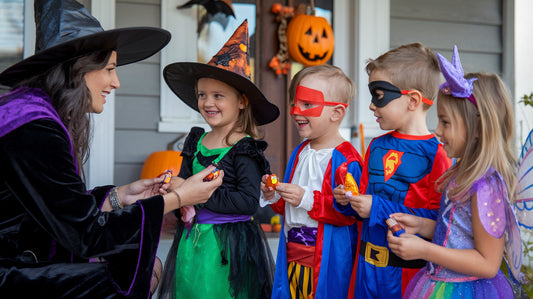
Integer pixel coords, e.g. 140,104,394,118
290,85,348,117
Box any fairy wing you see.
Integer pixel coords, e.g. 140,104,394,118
514,129,533,294
515,142,533,229
519,128,533,165
504,197,523,281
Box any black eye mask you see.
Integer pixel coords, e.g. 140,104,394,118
368,81,403,108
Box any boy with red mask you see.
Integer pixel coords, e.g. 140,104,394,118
261,64,363,299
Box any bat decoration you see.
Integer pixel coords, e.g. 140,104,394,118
178,0,235,18
178,0,235,31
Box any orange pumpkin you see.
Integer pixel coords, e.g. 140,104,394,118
286,14,334,66
140,150,183,179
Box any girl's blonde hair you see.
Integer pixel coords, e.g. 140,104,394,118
436,72,517,203
234,93,263,141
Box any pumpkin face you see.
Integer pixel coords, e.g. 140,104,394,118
286,14,334,66
140,150,183,179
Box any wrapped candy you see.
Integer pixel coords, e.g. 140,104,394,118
266,174,279,190
386,218,405,237
203,165,221,182
344,172,359,196
161,169,173,184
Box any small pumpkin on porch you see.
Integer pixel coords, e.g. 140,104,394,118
140,134,186,179
286,12,334,66
140,150,183,179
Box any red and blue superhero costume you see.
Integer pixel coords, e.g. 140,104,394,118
335,131,450,298
270,140,363,298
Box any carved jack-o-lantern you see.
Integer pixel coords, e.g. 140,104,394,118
286,14,334,66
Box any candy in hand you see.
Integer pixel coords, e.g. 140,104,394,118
344,173,359,195
203,165,220,182
266,174,279,190
386,218,405,237
161,169,173,184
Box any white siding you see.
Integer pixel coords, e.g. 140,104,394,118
114,0,177,185
391,0,505,131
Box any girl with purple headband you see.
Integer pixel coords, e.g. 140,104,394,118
386,45,521,298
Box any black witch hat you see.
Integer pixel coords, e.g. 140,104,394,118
0,0,171,87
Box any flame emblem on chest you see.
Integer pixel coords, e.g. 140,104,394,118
383,150,404,182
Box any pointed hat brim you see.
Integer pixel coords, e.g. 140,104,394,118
0,27,170,87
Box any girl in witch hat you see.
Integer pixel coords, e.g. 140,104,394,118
0,0,224,298
158,20,279,299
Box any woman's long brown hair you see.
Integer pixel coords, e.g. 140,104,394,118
15,51,113,179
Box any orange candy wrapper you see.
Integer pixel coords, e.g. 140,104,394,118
203,166,220,182
266,174,279,190
160,169,173,184
344,173,359,195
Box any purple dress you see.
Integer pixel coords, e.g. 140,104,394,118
404,168,514,298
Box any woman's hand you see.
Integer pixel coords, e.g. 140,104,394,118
168,176,185,193
118,176,167,206
163,165,224,214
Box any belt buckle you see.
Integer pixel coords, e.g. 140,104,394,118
364,242,389,267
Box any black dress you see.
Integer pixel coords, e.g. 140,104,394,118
158,127,275,299
0,88,163,298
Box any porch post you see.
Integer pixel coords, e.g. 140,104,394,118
86,0,116,188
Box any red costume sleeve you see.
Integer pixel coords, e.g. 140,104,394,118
426,145,451,209
271,198,285,215
309,191,356,225
308,158,356,226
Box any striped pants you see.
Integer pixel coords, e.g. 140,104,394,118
288,261,313,299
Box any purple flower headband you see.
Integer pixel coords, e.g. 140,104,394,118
437,45,478,107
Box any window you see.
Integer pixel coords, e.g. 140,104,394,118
0,0,24,87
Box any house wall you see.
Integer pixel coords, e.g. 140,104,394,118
114,0,180,185
390,0,505,131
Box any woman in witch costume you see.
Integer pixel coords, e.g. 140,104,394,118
0,0,223,298
158,20,278,299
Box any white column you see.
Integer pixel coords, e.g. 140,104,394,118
86,0,116,188
514,0,533,153
332,0,389,151
355,0,390,140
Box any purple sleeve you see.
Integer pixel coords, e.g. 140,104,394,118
474,170,507,239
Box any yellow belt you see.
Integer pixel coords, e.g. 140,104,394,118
360,240,426,268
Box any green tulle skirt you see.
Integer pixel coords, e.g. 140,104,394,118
175,223,232,298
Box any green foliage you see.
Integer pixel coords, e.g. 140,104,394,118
521,93,533,108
